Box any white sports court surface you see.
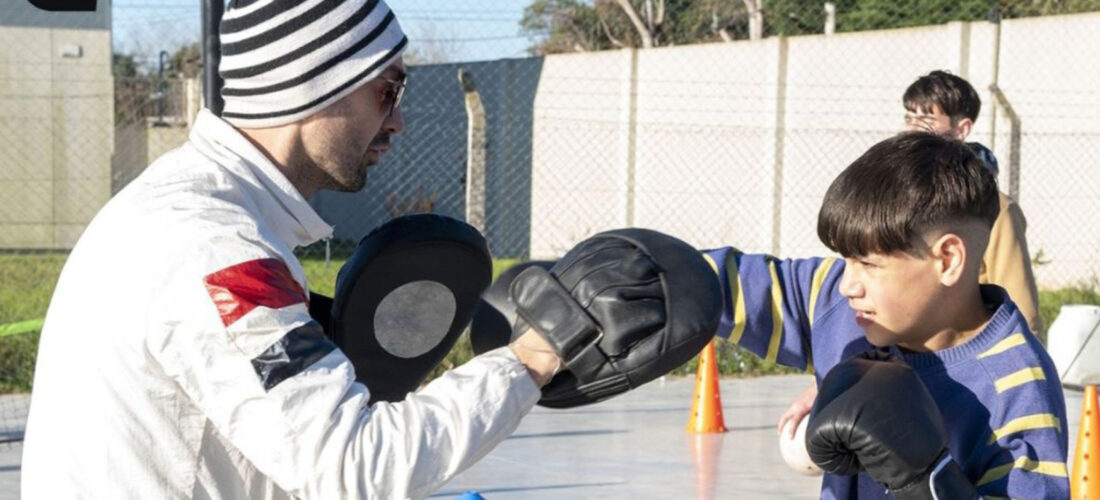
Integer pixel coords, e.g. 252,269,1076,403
0,375,1087,499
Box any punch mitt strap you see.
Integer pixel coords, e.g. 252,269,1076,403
469,261,554,355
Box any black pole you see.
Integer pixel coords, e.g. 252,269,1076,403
157,50,169,125
201,0,224,116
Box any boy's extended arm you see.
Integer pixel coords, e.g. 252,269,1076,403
702,247,845,371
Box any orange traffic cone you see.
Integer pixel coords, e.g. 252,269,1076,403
686,340,727,433
1073,385,1100,500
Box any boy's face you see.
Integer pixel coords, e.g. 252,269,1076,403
839,250,943,347
903,103,971,141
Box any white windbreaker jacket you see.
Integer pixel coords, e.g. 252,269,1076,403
21,110,540,499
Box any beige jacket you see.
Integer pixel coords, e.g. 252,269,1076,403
980,192,1042,337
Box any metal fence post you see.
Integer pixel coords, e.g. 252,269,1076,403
459,68,486,233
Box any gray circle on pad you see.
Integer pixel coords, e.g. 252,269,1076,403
374,280,457,358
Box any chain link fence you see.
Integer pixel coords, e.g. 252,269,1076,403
2,1,1100,456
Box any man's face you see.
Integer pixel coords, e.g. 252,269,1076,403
904,103,968,140
295,58,407,193
839,249,943,348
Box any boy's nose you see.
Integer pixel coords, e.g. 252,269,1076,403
838,265,863,299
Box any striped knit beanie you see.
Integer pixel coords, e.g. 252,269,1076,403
218,0,407,128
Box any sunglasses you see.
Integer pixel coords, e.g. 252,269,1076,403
378,73,407,118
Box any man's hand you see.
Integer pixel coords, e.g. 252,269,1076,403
509,329,562,387
777,381,817,438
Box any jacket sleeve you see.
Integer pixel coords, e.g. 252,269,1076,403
981,193,1043,337
148,248,540,499
702,246,846,371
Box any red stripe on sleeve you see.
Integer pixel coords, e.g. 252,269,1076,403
204,258,307,327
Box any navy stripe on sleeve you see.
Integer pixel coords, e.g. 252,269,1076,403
251,320,336,391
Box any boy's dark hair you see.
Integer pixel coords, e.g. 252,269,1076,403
903,70,981,122
817,132,999,258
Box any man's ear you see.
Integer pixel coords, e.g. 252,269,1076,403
952,117,974,141
930,232,967,287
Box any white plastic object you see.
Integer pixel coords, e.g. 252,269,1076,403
779,417,823,476
1046,304,1100,386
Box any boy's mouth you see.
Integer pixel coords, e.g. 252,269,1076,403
854,310,874,326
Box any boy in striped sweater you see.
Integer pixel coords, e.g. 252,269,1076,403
705,132,1068,499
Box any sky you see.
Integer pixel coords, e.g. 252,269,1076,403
110,0,542,70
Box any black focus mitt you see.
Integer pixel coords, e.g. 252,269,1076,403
328,214,492,403
506,228,722,408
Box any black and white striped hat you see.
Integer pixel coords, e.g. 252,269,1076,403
218,0,407,128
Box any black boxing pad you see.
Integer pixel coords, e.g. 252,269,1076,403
469,261,554,355
510,228,722,408
330,214,492,403
309,292,333,334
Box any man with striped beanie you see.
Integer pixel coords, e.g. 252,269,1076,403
22,1,563,498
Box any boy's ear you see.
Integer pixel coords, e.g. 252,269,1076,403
952,117,973,141
930,232,968,286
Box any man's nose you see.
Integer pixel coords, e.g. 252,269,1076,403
383,104,405,134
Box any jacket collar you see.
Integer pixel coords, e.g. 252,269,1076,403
189,109,333,248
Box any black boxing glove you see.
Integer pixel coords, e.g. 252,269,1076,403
806,350,980,500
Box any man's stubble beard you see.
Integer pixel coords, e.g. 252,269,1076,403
295,144,372,195
324,157,370,193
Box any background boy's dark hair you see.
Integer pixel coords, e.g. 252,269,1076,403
903,70,982,122
817,132,999,258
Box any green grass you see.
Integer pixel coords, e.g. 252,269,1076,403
300,256,347,297
5,253,1100,394
0,253,67,326
1039,281,1100,335
299,256,524,296
0,330,40,393
0,253,67,393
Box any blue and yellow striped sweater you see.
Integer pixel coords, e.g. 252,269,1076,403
703,248,1069,500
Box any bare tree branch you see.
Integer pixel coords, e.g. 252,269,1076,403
612,0,654,48
565,18,592,51
597,11,628,48
742,0,762,40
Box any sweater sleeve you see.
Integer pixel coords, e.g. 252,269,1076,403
701,246,846,371
981,193,1043,337
972,334,1070,499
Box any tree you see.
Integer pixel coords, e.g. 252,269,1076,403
113,53,140,78
522,0,1100,53
521,0,749,55
767,0,1100,37
168,42,202,79
521,0,614,53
